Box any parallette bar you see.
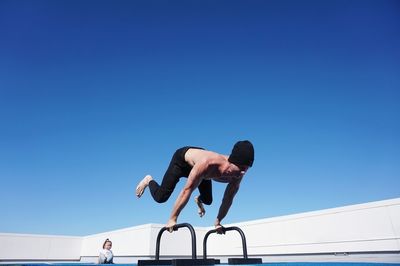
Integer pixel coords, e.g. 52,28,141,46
203,226,262,265
138,223,218,266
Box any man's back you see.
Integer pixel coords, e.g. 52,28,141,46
184,148,227,168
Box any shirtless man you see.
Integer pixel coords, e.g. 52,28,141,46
136,140,254,233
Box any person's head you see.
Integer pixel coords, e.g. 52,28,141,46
103,239,112,250
228,140,254,172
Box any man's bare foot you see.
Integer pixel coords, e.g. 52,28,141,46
136,175,153,198
194,196,206,217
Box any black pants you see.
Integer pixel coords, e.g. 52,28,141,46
148,146,213,205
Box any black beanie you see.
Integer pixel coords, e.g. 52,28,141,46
228,140,254,167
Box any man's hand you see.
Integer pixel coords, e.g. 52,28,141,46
165,219,177,233
214,219,225,234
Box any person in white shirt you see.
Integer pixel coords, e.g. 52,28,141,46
98,238,113,264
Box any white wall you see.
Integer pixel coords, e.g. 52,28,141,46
1,198,400,263
207,198,400,256
0,233,81,261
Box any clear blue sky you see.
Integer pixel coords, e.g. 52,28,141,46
0,0,399,236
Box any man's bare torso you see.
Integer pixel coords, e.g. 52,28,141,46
184,148,241,183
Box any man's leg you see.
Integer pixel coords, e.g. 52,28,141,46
148,163,184,203
136,148,189,203
197,179,213,205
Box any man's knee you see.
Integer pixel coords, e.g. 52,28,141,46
154,196,168,203
153,188,173,203
201,196,212,205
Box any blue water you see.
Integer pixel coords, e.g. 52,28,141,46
5,263,400,266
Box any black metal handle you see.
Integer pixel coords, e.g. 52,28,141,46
203,226,248,259
155,223,197,260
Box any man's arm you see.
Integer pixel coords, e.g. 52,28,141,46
166,161,208,231
215,178,242,230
